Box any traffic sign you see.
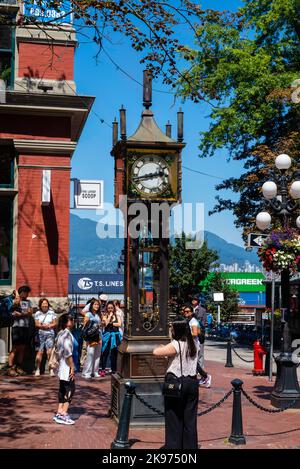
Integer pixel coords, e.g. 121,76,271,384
247,233,268,248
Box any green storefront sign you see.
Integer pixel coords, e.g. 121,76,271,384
222,273,266,292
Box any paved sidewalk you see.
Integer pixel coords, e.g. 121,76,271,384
1,349,300,449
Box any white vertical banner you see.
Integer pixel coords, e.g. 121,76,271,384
42,169,51,205
74,179,104,210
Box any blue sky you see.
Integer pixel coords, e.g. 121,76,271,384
71,0,247,247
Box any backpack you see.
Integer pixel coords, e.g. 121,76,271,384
0,294,14,328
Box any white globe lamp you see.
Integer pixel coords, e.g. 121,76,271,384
296,216,300,229
262,181,277,199
290,181,300,199
256,211,271,231
275,154,292,170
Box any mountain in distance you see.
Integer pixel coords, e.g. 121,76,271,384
69,213,260,273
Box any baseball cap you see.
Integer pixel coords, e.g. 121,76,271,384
99,294,108,302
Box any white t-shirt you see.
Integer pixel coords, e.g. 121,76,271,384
12,299,32,328
34,309,57,335
57,329,74,382
166,339,199,378
189,317,199,329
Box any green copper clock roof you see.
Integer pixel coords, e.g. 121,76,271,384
128,109,176,143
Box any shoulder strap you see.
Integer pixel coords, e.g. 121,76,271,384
177,340,183,377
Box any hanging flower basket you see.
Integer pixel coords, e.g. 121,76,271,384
257,228,300,273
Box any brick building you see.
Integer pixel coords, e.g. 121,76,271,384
0,1,94,362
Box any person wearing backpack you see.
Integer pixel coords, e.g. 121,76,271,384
182,305,211,388
81,299,102,379
7,285,32,376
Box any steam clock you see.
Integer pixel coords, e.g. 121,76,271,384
111,71,185,425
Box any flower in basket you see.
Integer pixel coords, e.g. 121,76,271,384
258,228,300,273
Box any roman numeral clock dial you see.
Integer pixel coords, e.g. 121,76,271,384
131,155,170,196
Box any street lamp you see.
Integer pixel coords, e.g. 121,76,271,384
256,153,300,408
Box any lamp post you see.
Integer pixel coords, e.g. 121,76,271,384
256,153,300,408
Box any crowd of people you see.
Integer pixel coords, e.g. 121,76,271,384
4,285,210,445
6,288,124,380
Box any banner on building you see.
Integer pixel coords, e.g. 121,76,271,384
222,272,266,293
23,1,73,24
69,274,124,295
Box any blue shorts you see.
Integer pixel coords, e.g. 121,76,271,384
36,332,55,351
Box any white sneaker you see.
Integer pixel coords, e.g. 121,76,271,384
50,369,55,376
94,373,100,378
35,369,40,376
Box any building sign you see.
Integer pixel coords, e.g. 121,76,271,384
238,292,266,306
69,273,124,295
23,1,72,24
74,179,103,210
222,273,266,293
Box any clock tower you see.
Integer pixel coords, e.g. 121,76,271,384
111,71,185,425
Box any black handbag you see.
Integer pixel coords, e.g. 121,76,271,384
82,321,100,341
162,341,183,398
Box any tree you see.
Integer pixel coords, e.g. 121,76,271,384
200,272,239,323
1,0,204,88
178,0,300,238
169,233,218,305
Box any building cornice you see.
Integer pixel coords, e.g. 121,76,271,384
0,92,95,141
14,139,77,156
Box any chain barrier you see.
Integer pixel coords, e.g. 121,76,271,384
231,345,254,363
197,389,233,416
133,390,165,416
241,388,296,413
133,388,233,418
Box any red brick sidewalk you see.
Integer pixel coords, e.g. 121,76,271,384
0,361,300,449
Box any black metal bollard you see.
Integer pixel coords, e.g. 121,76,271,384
229,379,246,445
225,338,234,368
111,381,137,449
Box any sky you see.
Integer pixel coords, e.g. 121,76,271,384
70,0,247,247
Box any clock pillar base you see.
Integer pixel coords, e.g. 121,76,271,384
111,336,169,426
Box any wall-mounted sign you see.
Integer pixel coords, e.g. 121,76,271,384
69,274,124,295
222,272,266,293
23,1,72,24
74,179,103,210
213,292,224,302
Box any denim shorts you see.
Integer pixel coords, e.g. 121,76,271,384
36,332,55,351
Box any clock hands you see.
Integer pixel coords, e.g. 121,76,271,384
132,170,167,182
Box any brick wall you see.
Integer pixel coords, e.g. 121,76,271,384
16,154,71,298
18,43,74,81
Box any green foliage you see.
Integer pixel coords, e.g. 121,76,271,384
169,233,218,304
202,272,239,323
178,0,300,237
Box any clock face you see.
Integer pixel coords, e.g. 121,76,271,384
131,155,170,195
